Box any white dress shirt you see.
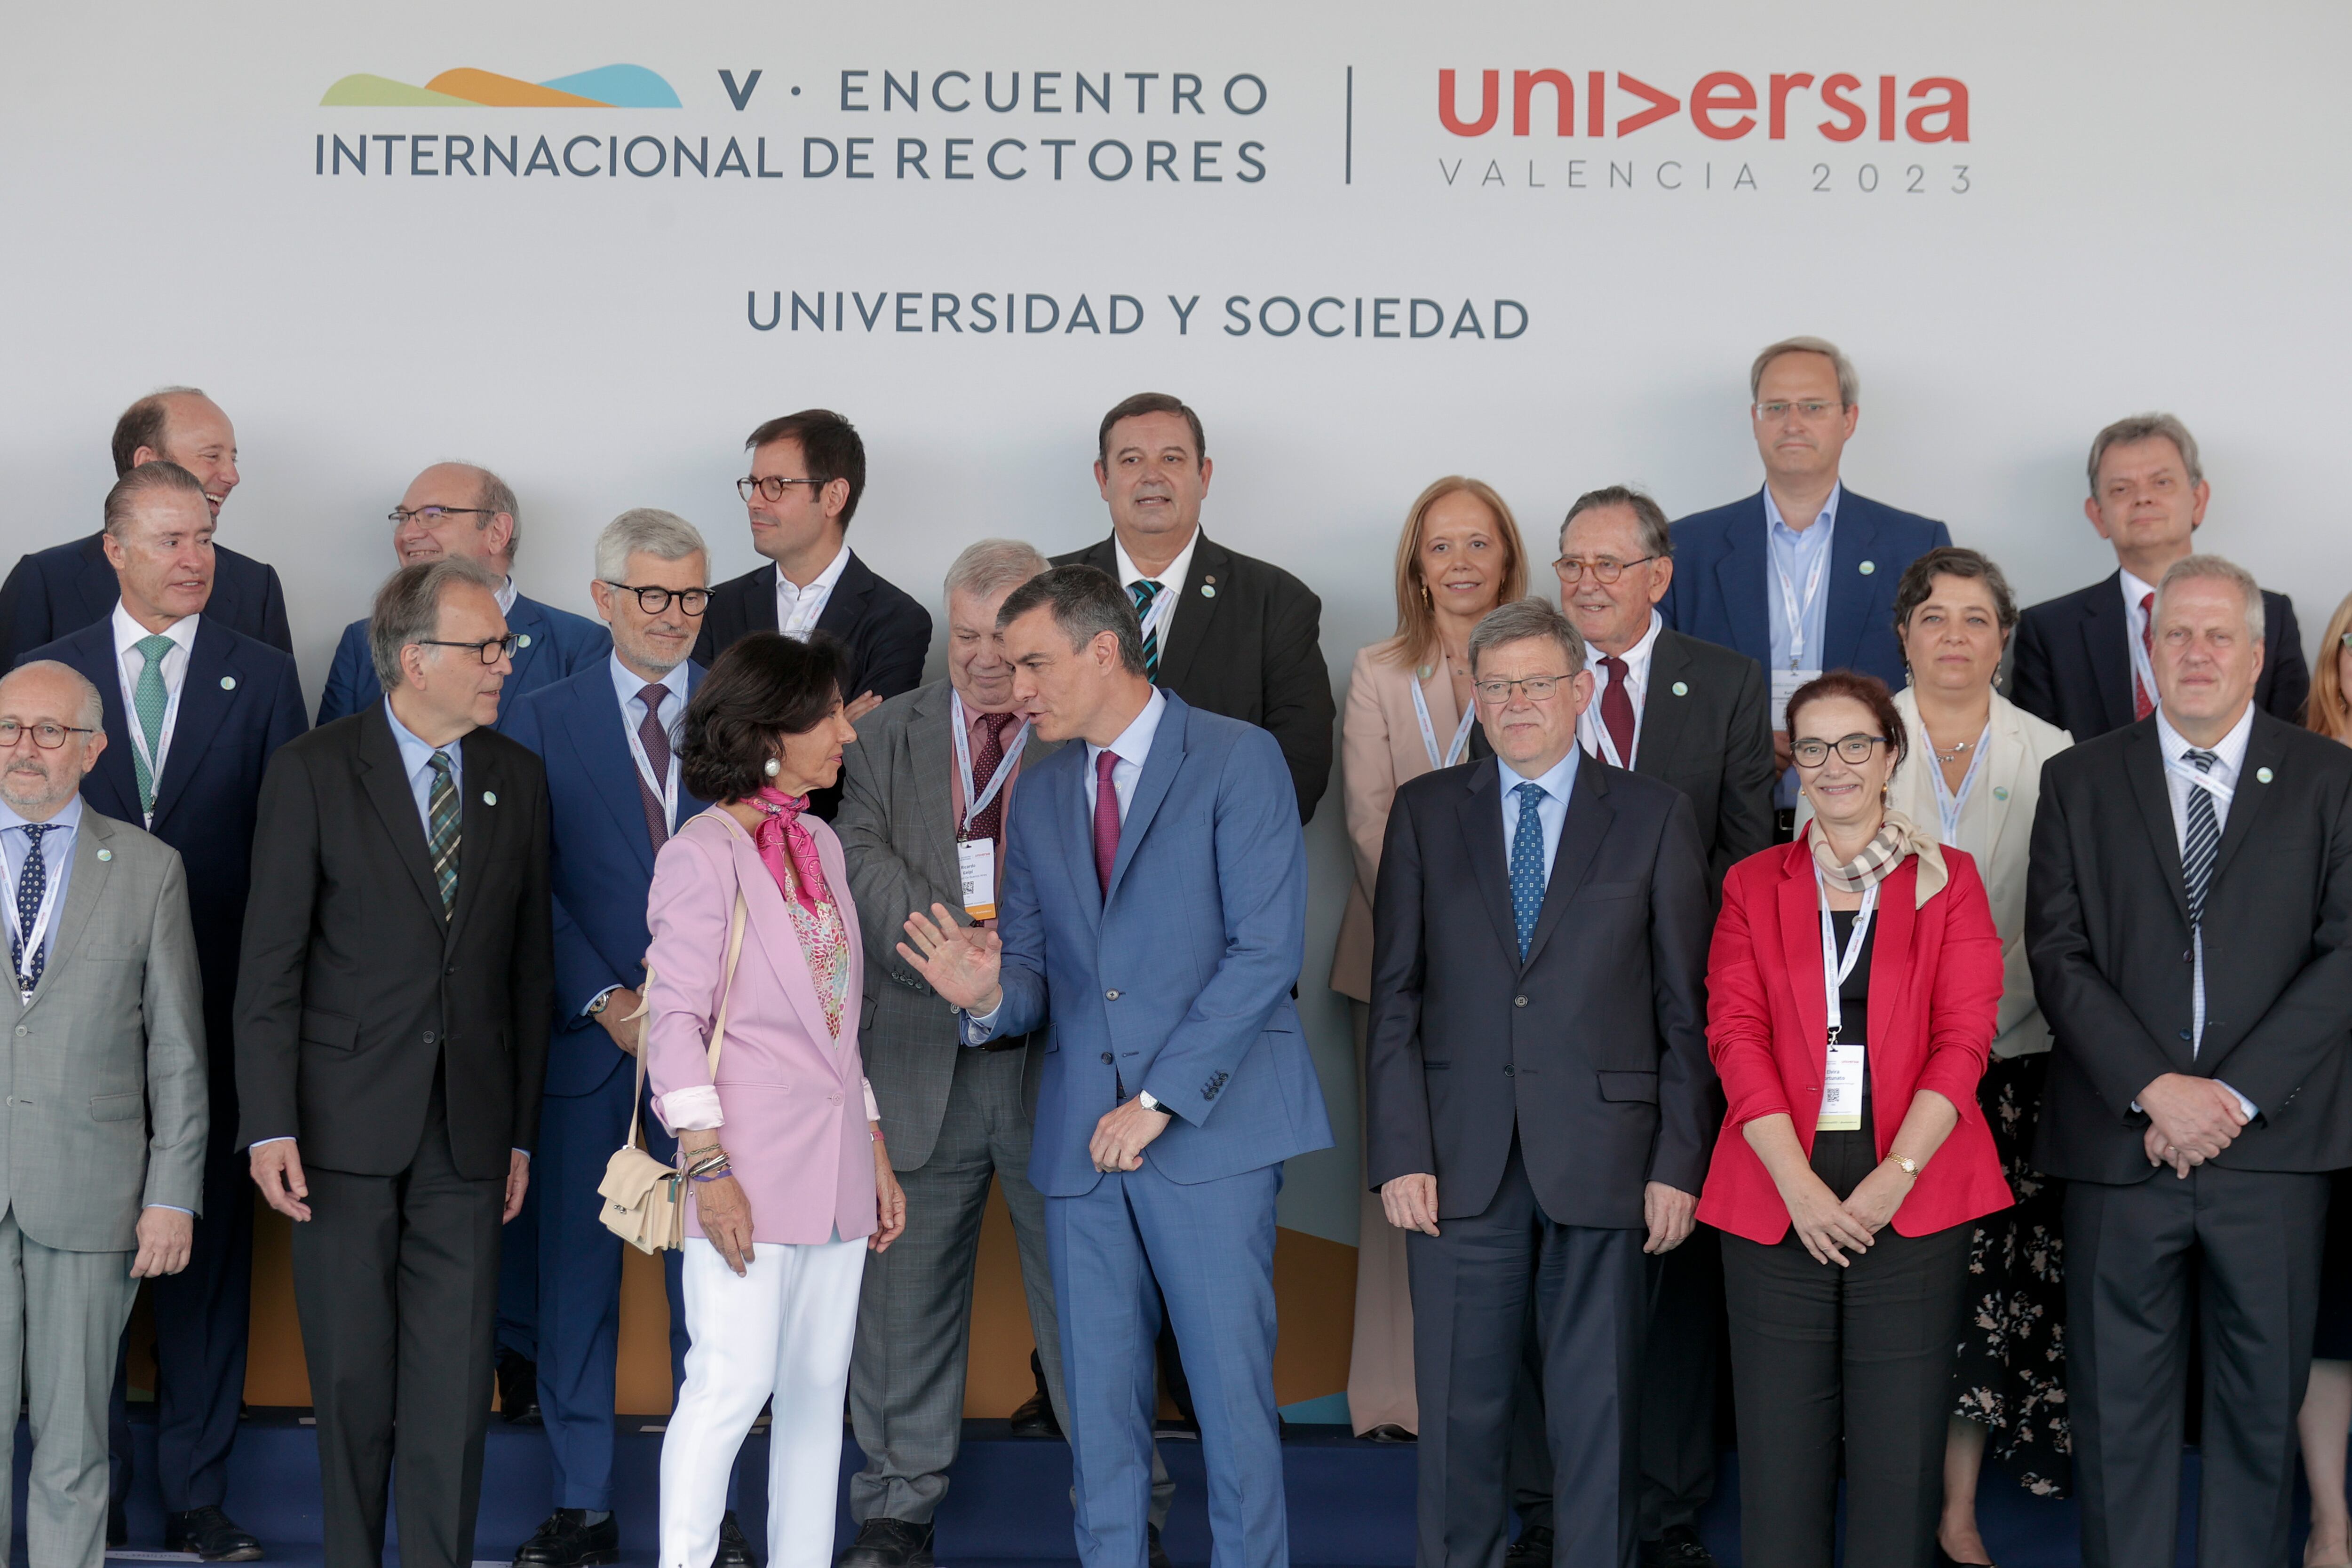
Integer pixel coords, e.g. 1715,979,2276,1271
2152,701,2256,1114
1576,610,1663,768
775,544,851,641
1499,745,1581,883
1113,529,1201,653
494,575,520,616
0,792,80,985
111,604,200,816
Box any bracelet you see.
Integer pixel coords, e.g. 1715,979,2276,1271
1885,1153,1921,1177
683,1147,731,1178
690,1167,733,1183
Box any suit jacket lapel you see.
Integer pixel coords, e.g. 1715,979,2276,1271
1058,749,1104,927
814,552,874,645
59,629,140,825
909,684,960,873
2209,717,2285,890
357,707,449,925
1822,497,1879,675
1777,850,1826,1053
1863,859,1918,1052
1521,755,1612,971
715,815,843,1063
2082,575,2136,736
446,731,509,944
580,677,660,876
1633,632,1693,779
1716,496,1772,666
504,597,553,692
1452,759,1523,964
2124,725,2192,928
1105,697,1187,902
71,536,119,627
1151,534,1226,694
1978,699,2030,870
747,565,782,635
25,812,112,1015
149,618,234,831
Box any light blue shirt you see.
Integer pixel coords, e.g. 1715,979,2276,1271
0,793,80,982
1764,483,1841,807
383,698,465,839
609,654,689,749
1499,746,1580,885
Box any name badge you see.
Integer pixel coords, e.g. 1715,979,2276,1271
957,837,998,923
1818,1043,1866,1133
1771,666,1824,725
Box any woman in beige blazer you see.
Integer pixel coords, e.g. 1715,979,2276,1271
1335,476,1528,1439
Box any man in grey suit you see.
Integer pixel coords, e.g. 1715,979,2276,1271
0,659,207,1568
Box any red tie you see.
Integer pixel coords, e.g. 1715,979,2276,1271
2134,591,2156,721
1093,748,1120,897
1599,655,1637,765
968,712,1016,842
636,683,673,850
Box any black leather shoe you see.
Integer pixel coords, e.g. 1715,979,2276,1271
166,1506,264,1562
1007,1389,1061,1437
1148,1523,1172,1568
107,1502,128,1550
1359,1423,1415,1444
835,1518,933,1568
497,1350,543,1425
715,1511,759,1568
514,1510,618,1568
1639,1524,1719,1568
1505,1525,1553,1565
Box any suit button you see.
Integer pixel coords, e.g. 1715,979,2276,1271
2178,1029,2192,1041
1514,996,1527,1008
830,1092,844,1105
1105,990,1120,1000
423,1030,437,1045
1503,1064,1516,1077
11,1026,21,1037
445,965,457,976
1101,1052,1114,1064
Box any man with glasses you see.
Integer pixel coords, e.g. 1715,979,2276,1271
239,556,553,1568
1659,337,1950,839
18,461,305,1560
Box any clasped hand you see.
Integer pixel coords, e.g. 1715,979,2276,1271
1784,1163,1914,1268
898,904,1002,1014
2138,1072,2250,1178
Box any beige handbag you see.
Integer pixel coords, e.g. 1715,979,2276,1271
597,887,747,1254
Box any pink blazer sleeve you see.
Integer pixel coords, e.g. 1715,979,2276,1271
643,826,736,1131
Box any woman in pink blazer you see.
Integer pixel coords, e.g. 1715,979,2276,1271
647,634,907,1568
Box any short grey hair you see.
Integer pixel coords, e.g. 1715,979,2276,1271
996,564,1147,676
944,538,1050,603
369,557,504,692
2087,412,2203,495
2155,554,2264,643
594,508,707,583
1749,335,1859,407
5,660,104,730
1560,485,1672,561
1469,596,1588,680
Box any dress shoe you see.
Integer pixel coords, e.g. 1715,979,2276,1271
166,1506,265,1562
835,1518,933,1568
1007,1389,1061,1438
1504,1525,1552,1565
716,1510,759,1568
497,1350,543,1426
1933,1548,1996,1568
514,1509,619,1568
1640,1524,1718,1568
1148,1523,1172,1568
1359,1423,1415,1444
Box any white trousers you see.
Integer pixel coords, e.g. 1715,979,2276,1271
660,1234,867,1568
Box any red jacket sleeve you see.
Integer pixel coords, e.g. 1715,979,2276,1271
1706,867,1792,1131
1915,853,2004,1114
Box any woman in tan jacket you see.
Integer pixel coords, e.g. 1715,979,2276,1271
1335,475,1528,1438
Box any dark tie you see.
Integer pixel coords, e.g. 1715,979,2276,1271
427,751,461,919
1129,580,1164,678
636,683,674,851
11,823,51,993
1093,748,1121,897
2182,748,2219,925
2134,591,2156,721
1509,782,1547,961
1599,655,1637,765
968,711,1016,843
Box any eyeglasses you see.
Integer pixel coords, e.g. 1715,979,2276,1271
0,720,96,750
1474,674,1571,705
1554,554,1659,586
604,582,711,616
389,506,496,527
415,634,520,665
738,475,822,504
1752,400,1842,422
1791,734,1889,768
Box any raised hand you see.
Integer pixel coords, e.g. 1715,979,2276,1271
897,903,1004,1012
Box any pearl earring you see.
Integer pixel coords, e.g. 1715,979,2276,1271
763,757,781,777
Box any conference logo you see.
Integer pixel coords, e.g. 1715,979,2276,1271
321,64,681,108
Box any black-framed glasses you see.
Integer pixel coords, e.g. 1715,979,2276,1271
389,505,496,527
415,634,520,665
1554,554,1659,586
738,475,822,504
604,582,711,616
1474,674,1572,705
1791,734,1888,768
0,720,96,750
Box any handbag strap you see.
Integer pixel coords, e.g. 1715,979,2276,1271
621,823,753,1156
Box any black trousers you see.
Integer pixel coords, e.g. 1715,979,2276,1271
1719,1128,1971,1568
291,1084,504,1568
2066,1165,2328,1568
1409,1139,1644,1568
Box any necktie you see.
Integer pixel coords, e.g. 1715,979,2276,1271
1129,580,1164,678
1599,655,1637,765
2182,748,2220,925
2134,591,2156,721
1092,748,1121,897
968,711,1016,843
427,751,461,919
11,824,51,994
636,683,674,851
1509,781,1547,961
132,634,175,817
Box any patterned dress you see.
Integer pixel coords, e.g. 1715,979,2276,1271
779,862,853,1042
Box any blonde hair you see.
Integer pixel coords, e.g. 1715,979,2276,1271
1385,477,1528,670
2310,590,2352,743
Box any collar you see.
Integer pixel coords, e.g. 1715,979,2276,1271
0,793,83,837
110,602,200,660
2119,567,2158,620
779,543,851,599
610,652,689,714
383,697,469,774
2156,701,2255,776
495,576,519,616
1594,610,1664,678
1502,742,1581,801
1113,528,1200,594
1763,481,1843,539
1087,686,1169,772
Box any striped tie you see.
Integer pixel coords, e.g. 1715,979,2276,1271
427,750,461,919
1129,579,1164,677
132,634,175,817
2181,748,2219,925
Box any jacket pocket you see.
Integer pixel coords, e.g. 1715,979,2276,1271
301,1009,359,1052
89,1093,143,1122
1596,1070,1659,1103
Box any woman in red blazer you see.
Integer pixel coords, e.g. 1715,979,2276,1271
1697,672,2009,1568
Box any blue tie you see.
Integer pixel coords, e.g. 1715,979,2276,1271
1509,782,1547,961
11,824,51,994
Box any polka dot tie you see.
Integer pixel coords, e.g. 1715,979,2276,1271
1509,781,1547,961
11,824,51,993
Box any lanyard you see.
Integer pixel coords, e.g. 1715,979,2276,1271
1774,542,1829,669
6,831,65,995
1133,578,1176,649
950,691,1031,839
2165,753,2235,810
624,686,680,831
1408,671,1478,771
1929,725,1991,843
1818,876,1880,1044
120,641,183,812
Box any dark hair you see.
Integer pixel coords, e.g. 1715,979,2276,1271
111,387,205,477
996,564,1147,676
679,633,846,802
1097,392,1206,467
1892,546,2018,638
103,460,208,538
746,409,867,528
1785,670,1907,766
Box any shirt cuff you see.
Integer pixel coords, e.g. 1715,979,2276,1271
145,1205,193,1216
249,1136,294,1148
863,1077,881,1122
2217,1082,2259,1121
661,1085,724,1131
512,1148,530,1160
582,984,621,1019
960,1001,1002,1045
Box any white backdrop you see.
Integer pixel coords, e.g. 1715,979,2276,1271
6,0,2349,1245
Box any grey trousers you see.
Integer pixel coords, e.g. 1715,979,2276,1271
0,1210,139,1568
850,1045,1171,1527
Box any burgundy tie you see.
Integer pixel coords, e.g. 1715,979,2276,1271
1092,748,1120,896
2133,591,2156,721
1599,655,1637,765
968,712,1016,843
636,684,674,851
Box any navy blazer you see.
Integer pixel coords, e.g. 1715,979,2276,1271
1659,487,1953,697
315,591,612,732
21,615,307,1097
503,661,708,1099
2011,572,2310,743
691,549,932,705
0,533,291,667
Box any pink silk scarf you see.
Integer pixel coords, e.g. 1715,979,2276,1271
749,786,832,914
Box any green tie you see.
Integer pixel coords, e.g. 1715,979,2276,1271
427,751,461,919
132,634,175,817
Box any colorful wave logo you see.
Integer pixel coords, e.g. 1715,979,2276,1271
321,65,680,108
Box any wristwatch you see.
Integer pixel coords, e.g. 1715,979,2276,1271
1885,1153,1920,1176
1136,1091,1174,1116
587,988,616,1017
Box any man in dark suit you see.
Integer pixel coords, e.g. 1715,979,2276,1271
1657,337,1951,837
1051,392,1334,821
2029,554,2352,1568
238,558,553,1568
2011,412,2309,742
1367,596,1713,1568
0,388,291,664
20,460,305,1561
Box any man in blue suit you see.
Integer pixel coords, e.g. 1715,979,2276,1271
22,459,305,1561
900,565,1330,1568
317,463,611,735
0,388,291,665
1658,336,1951,838
501,509,745,1568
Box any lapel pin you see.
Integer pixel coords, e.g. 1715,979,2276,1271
2257,767,2274,783
1671,681,1688,697
482,791,498,806
1859,560,1876,575
1993,785,2010,800
1200,584,1216,598
96,848,112,862
516,634,533,649
220,675,237,691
